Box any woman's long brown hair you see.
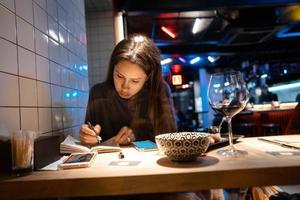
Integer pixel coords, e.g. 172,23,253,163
106,34,177,134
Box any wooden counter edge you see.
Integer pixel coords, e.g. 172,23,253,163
1,166,300,199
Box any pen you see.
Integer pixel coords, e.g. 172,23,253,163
87,121,96,132
87,121,101,144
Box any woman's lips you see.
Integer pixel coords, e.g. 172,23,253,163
120,91,130,98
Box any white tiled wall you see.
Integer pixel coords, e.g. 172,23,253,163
0,0,88,139
86,10,115,87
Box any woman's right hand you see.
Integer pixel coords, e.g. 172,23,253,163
79,124,101,145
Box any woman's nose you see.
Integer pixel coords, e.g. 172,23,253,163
121,79,130,89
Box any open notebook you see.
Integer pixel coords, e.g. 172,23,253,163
60,135,121,154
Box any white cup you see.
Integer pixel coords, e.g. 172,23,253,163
271,101,280,108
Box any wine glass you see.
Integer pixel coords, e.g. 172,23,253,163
207,71,249,157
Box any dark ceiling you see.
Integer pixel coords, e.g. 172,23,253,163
113,0,300,72
83,0,300,84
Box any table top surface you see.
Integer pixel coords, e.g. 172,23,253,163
1,134,300,199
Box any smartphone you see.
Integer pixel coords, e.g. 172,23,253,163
58,152,97,169
132,140,158,152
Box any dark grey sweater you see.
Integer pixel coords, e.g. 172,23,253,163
85,81,155,141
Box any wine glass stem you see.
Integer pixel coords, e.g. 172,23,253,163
218,117,225,134
227,117,234,150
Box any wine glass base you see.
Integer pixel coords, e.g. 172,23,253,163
217,148,248,157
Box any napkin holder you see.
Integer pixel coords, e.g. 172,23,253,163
0,134,62,173
34,134,61,170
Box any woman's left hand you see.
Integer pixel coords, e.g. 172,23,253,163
115,126,135,145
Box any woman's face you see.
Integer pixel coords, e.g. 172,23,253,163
113,60,148,99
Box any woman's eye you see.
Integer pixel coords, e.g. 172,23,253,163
132,80,140,84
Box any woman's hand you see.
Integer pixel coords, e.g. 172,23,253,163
79,124,101,145
115,126,135,145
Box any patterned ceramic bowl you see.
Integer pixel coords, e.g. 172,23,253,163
155,132,210,162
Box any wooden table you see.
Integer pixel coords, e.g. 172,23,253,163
1,135,300,199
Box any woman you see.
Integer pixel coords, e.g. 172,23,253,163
80,34,177,146
79,34,222,200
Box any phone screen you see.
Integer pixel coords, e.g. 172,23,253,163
63,153,95,164
132,140,158,151
59,152,96,169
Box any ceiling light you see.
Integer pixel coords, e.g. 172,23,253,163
207,56,220,63
161,58,173,65
192,18,201,34
260,74,268,79
161,26,176,38
178,57,186,63
192,18,213,34
190,56,200,64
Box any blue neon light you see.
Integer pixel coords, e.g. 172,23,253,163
276,22,300,38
